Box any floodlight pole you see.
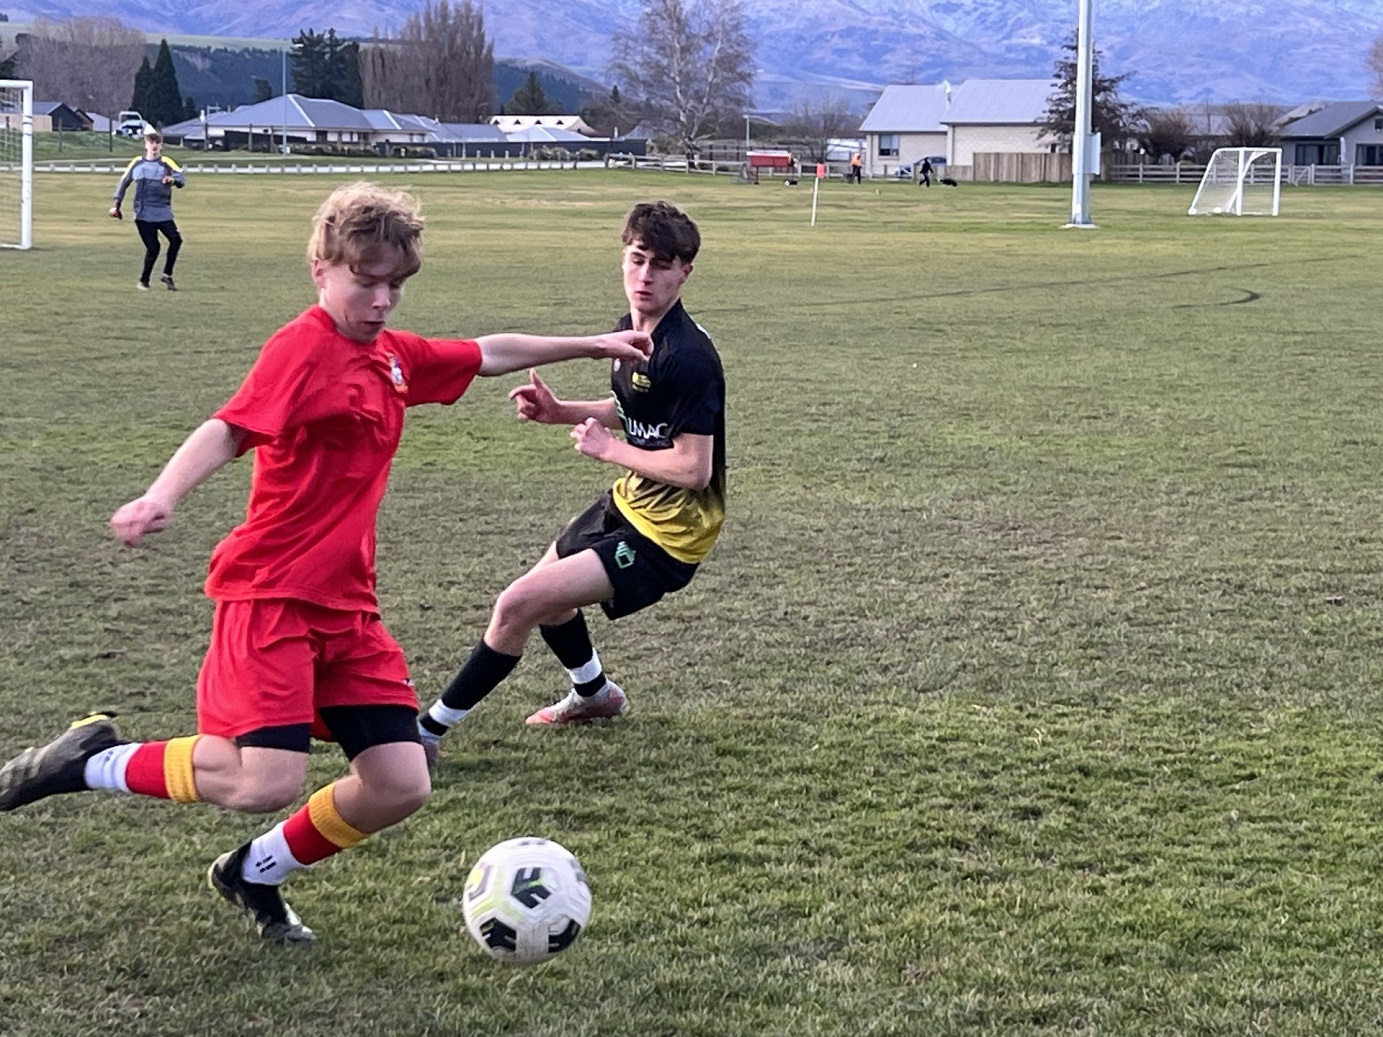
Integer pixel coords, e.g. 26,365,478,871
281,46,288,154
1067,0,1096,228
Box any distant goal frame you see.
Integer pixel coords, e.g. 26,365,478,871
1188,147,1282,217
0,78,33,250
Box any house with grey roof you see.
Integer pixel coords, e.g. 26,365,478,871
1278,101,1383,167
859,79,1053,179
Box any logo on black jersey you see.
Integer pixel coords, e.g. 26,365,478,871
614,542,637,569
631,371,651,391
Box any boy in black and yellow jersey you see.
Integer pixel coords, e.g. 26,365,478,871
420,200,725,746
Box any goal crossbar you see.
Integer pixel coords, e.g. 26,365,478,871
0,79,33,249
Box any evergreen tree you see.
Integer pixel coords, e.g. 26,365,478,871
337,40,363,108
130,54,153,114
291,29,329,98
506,71,550,115
1040,33,1144,146
183,96,197,121
0,52,15,79
252,76,274,103
146,40,185,127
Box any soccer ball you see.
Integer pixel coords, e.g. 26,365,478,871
461,837,592,966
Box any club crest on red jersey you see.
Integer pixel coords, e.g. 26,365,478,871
387,354,408,393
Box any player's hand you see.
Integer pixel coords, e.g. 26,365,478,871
161,175,172,185
508,370,561,423
591,330,652,364
109,205,122,220
571,417,618,462
109,494,173,547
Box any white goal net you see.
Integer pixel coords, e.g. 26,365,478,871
1188,147,1282,216
0,79,33,249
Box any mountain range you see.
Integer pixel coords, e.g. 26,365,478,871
4,0,1380,110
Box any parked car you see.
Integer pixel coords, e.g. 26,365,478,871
116,110,146,137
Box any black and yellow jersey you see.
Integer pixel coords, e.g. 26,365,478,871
610,300,726,564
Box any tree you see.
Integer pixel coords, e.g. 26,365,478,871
1140,108,1193,162
252,76,274,103
609,0,756,159
130,55,152,113
145,39,185,127
506,71,551,115
1369,35,1383,98
0,51,15,79
291,29,330,98
14,16,145,117
361,1,495,121
1223,102,1280,147
581,84,624,136
786,96,859,161
337,39,363,108
1040,33,1144,149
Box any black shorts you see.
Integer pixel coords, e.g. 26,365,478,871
554,491,698,620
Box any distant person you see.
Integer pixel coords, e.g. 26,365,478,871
919,158,934,188
849,151,863,184
0,181,651,945
110,129,185,291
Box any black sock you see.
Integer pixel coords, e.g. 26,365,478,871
540,613,607,697
439,640,521,711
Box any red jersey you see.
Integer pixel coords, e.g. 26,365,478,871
206,305,482,610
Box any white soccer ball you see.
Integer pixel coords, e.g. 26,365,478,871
461,837,592,965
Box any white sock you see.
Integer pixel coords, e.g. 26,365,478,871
568,651,603,687
83,743,140,792
242,822,303,886
425,701,470,733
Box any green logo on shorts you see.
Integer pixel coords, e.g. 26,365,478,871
614,541,637,569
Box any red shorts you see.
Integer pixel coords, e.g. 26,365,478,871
197,599,417,741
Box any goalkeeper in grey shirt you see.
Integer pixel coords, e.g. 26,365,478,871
111,128,186,291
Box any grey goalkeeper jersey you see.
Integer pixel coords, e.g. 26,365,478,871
113,155,185,221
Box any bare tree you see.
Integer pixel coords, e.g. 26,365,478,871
15,16,146,117
1223,102,1280,147
361,0,495,121
1369,35,1383,97
610,0,755,159
1139,108,1193,162
786,97,859,162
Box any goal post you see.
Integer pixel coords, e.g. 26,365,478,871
0,79,33,249
1188,146,1282,216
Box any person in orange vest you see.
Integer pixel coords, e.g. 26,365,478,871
849,151,862,184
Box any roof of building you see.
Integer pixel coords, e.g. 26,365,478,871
490,114,593,134
1279,100,1383,138
505,125,591,142
860,79,1051,132
944,79,1051,125
859,84,953,132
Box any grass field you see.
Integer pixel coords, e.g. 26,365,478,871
4,170,1383,1036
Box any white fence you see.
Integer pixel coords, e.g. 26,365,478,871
1107,163,1383,186
9,157,608,175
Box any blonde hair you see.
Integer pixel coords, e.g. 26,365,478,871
307,182,425,278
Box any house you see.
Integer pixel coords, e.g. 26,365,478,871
162,94,377,150
35,101,89,132
858,84,951,179
859,79,1052,179
1278,101,1383,166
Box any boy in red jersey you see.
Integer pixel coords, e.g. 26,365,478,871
0,182,650,944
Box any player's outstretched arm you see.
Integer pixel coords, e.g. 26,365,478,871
509,370,620,428
474,330,650,377
110,419,247,546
